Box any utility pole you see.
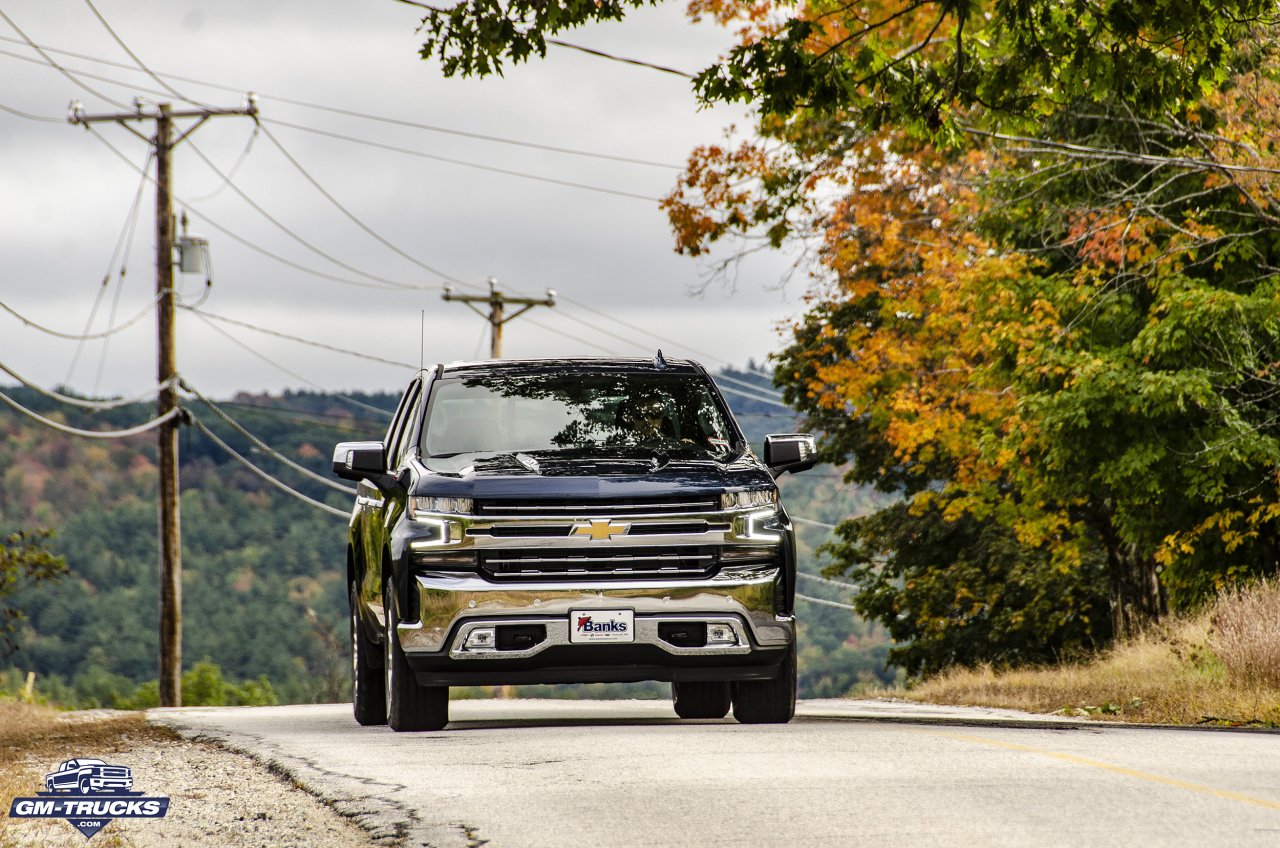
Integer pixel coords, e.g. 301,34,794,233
70,97,257,707
442,277,556,358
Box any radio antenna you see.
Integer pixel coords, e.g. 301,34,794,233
420,309,425,372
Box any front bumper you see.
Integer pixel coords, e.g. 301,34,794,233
398,564,794,686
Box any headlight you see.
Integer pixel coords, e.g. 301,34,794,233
720,489,778,510
736,508,783,542
408,496,473,517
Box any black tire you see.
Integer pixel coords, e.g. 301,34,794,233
672,681,732,719
383,582,449,732
78,777,90,796
732,638,797,725
350,583,386,726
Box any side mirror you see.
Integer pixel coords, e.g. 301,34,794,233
332,441,391,488
763,433,817,477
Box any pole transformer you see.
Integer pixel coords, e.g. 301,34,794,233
442,277,556,358
70,96,258,707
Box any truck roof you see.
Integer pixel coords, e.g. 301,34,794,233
431,356,705,378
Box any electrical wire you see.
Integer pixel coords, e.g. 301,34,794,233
0,360,171,410
257,123,471,285
219,398,391,431
795,593,857,611
791,516,838,530
0,33,681,169
190,416,350,518
185,122,260,202
0,293,161,341
181,378,356,495
521,316,625,355
0,389,179,438
543,38,695,79
81,0,197,105
67,146,153,384
181,306,416,370
392,0,696,79
0,100,62,122
797,571,857,589
262,119,663,204
82,123,442,293
0,7,129,108
186,136,443,289
557,293,738,368
543,302,786,400
183,309,393,418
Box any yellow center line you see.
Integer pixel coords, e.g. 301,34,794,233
902,727,1280,812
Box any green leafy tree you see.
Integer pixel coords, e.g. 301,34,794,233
0,529,66,655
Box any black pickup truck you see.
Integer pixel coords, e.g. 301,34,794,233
333,356,815,731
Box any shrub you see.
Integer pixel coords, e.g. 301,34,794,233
1208,579,1280,689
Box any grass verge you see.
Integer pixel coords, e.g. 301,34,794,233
0,701,175,848
905,582,1280,727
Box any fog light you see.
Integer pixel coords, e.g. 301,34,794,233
707,623,737,646
463,627,496,651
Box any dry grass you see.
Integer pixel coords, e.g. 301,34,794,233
0,701,175,848
905,585,1280,727
1208,578,1280,689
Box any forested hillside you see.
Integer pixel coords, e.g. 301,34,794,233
0,369,895,706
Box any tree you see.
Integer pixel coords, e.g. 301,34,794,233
0,529,67,655
410,2,1280,658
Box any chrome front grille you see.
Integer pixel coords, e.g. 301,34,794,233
474,495,720,516
479,546,718,580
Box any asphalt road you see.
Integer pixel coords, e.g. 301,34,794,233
152,699,1280,848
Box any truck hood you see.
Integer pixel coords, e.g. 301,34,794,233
411,454,774,499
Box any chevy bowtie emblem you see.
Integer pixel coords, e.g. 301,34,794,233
572,520,630,541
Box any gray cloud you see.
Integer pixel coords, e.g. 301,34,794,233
1,0,807,398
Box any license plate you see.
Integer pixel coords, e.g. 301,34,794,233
569,609,634,644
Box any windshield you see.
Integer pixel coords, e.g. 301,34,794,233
421,371,739,472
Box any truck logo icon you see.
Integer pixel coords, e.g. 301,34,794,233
7,757,169,839
44,759,133,795
570,520,629,541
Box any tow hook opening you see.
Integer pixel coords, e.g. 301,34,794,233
496,624,547,651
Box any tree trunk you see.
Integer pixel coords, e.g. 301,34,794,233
1105,539,1166,640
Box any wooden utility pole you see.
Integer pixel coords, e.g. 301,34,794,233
70,97,257,707
442,277,556,358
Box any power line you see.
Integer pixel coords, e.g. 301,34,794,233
263,118,663,204
182,306,416,370
393,0,696,79
83,123,442,293
0,293,160,341
219,398,391,430
795,593,857,611
0,7,128,108
0,45,666,208
0,360,170,410
181,378,356,495
185,135,439,289
797,571,857,590
557,293,739,367
0,388,180,438
257,123,468,284
183,309,393,418
0,33,681,168
185,123,259,202
544,38,695,79
190,416,350,518
81,0,193,104
68,146,154,385
792,516,838,530
0,99,61,122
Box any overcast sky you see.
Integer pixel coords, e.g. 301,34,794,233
0,0,811,400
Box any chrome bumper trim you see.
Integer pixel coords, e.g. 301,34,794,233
447,615,755,660
400,566,792,653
